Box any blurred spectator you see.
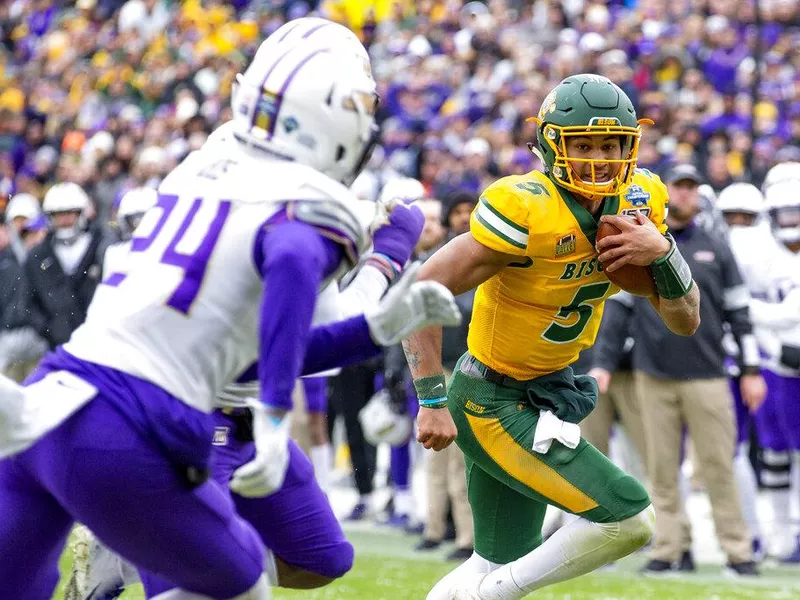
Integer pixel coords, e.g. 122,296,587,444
582,297,648,483
624,164,764,576
414,190,476,560
0,212,46,382
1,0,793,234
4,191,40,262
24,182,106,349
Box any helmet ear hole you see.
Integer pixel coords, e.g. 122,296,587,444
335,145,346,161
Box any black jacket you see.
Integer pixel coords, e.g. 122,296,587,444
596,223,757,380
0,248,34,331
24,230,106,348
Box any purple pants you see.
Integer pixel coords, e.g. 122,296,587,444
728,377,751,446
755,370,800,451
141,410,353,597
0,353,265,600
303,376,328,414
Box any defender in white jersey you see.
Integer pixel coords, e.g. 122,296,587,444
0,41,460,600
748,180,800,561
67,178,429,600
67,20,433,600
716,182,772,558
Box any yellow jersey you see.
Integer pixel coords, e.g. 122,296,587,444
468,169,669,380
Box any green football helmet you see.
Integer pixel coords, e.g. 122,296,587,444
529,74,648,199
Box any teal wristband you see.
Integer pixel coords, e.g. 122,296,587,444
419,396,448,408
649,234,694,300
413,374,447,400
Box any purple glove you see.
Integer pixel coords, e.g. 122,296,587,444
371,204,424,266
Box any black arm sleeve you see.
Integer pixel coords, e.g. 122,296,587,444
591,293,634,373
718,240,759,372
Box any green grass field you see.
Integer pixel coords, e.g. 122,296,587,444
51,528,800,600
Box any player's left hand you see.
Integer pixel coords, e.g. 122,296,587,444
366,262,461,346
596,212,672,273
740,373,767,414
371,203,425,267
229,403,291,498
417,406,457,451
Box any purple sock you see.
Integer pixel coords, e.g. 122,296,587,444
390,443,411,488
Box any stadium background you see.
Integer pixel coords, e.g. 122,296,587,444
1,0,800,598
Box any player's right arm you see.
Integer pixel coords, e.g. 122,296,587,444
404,185,529,451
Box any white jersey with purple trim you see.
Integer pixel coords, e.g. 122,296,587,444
101,240,132,281
727,224,781,298
726,225,783,366
748,245,800,373
65,136,367,413
215,281,345,408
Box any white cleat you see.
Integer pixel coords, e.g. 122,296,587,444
449,573,487,600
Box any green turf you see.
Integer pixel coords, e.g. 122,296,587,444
53,529,800,599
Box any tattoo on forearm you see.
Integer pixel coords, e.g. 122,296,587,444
402,339,421,370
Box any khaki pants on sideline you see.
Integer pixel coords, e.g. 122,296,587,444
581,371,647,469
635,371,751,564
424,368,473,548
424,442,474,548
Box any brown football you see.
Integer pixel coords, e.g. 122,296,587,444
596,220,657,297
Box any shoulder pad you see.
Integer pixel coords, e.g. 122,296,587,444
290,199,368,267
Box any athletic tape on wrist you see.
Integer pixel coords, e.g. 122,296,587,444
419,396,448,408
366,252,402,281
649,234,693,300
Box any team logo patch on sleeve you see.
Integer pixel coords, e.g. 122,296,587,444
555,232,576,257
624,184,650,207
212,426,230,446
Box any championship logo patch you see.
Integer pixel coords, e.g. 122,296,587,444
624,184,650,207
555,233,576,256
212,426,229,446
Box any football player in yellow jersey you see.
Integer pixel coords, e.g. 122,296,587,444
402,74,701,600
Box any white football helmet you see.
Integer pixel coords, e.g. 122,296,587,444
766,180,800,244
762,161,800,193
230,36,378,185
358,389,413,447
42,182,90,242
378,177,427,206
716,183,764,228
117,187,157,240
260,17,371,76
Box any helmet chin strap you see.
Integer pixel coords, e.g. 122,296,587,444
53,225,83,245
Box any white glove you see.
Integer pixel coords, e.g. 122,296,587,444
229,400,291,498
365,262,462,346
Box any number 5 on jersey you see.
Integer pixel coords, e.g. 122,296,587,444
103,194,231,315
542,282,610,343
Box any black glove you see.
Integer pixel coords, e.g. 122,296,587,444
780,344,800,372
384,372,409,415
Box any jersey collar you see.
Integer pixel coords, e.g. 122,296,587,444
551,177,620,246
